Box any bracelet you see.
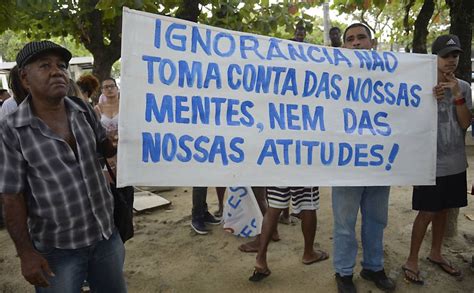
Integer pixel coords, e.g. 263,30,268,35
453,97,466,105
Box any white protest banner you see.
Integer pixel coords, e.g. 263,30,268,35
223,187,262,237
117,8,437,187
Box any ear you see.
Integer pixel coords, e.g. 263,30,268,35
19,68,30,92
371,38,377,50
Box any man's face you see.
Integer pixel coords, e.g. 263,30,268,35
20,53,69,100
101,79,118,98
294,29,306,42
0,91,10,101
437,52,460,74
330,30,341,45
344,26,373,50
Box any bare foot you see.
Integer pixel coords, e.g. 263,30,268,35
427,256,462,276
302,249,329,265
402,261,424,285
239,239,259,253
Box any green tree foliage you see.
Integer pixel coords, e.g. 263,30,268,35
0,30,89,62
0,0,329,79
332,0,450,52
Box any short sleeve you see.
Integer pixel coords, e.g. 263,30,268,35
0,123,26,194
461,80,472,110
84,102,107,143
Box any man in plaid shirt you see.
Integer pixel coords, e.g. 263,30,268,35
0,41,127,292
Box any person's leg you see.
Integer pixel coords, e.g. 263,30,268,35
358,186,396,290
300,209,315,258
279,208,291,225
252,187,267,212
251,187,279,241
34,242,88,293
254,207,281,272
299,209,328,263
250,187,290,279
214,187,226,218
87,231,127,293
360,186,390,272
332,187,362,276
403,211,434,275
429,209,448,259
425,172,467,275
402,182,443,283
191,187,209,234
426,209,459,274
192,187,208,218
240,187,277,253
290,186,327,264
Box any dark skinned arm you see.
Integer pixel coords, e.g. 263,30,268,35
100,138,117,159
3,193,54,287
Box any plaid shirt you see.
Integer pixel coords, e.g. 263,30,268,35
0,96,114,249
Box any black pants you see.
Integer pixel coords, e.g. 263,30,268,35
192,187,209,220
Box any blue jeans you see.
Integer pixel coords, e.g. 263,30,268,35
332,186,390,276
34,230,127,293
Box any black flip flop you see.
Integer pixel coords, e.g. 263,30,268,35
401,265,424,285
426,257,462,277
249,268,271,282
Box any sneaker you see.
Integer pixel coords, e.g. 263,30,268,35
360,269,396,291
335,273,356,293
191,219,208,235
203,211,222,225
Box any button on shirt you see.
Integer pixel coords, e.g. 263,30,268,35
0,96,114,249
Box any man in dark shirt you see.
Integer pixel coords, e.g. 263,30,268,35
0,41,126,292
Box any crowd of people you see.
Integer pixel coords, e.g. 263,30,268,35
0,21,471,293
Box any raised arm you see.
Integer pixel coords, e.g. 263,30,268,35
433,72,472,130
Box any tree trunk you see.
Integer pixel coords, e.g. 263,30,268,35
446,0,473,83
91,51,118,81
77,0,122,81
412,0,434,53
403,0,415,52
444,208,459,237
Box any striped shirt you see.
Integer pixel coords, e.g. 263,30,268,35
0,96,114,249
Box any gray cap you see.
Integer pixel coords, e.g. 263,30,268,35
16,40,72,68
431,34,463,56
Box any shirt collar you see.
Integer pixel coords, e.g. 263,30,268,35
11,95,88,128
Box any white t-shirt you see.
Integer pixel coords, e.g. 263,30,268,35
0,97,18,120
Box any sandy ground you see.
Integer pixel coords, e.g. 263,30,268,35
1,159,474,292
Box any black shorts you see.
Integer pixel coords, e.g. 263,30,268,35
412,171,468,212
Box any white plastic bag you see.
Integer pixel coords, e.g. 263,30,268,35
223,187,263,237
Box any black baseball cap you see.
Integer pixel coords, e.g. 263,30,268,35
431,34,463,56
16,40,72,68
